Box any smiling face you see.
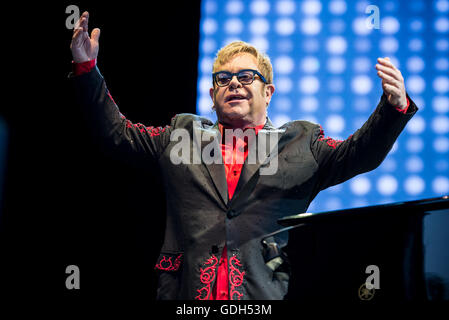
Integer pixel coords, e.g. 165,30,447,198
209,53,275,128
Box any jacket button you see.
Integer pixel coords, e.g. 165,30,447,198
227,209,236,219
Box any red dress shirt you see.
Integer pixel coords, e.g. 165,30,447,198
210,123,265,300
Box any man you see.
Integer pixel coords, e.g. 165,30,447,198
70,11,417,300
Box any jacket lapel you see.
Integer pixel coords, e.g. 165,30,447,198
197,118,285,208
195,122,229,207
230,118,284,205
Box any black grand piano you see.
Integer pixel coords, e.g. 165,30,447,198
262,196,449,302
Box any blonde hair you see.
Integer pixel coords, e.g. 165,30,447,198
212,41,273,85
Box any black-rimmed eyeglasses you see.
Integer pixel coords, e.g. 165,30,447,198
212,69,268,87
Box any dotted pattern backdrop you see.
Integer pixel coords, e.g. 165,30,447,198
196,0,449,213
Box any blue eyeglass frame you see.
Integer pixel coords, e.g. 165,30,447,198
212,69,268,87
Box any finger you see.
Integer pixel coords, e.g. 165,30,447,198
375,63,403,81
377,57,398,71
91,28,101,42
72,27,82,40
74,11,89,30
377,70,399,86
376,64,401,81
81,17,88,33
382,83,402,97
83,12,89,32
71,28,84,45
75,16,87,33
79,12,89,32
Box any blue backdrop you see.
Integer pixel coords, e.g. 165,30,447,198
196,0,449,213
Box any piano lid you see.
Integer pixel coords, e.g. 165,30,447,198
278,195,449,227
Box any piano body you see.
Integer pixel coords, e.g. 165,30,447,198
262,196,449,301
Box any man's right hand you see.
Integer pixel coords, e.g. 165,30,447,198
70,11,100,63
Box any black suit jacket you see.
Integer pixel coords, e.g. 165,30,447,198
71,66,418,300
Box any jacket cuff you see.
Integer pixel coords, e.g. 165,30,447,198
393,97,410,114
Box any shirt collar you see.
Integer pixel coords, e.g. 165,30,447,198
218,121,266,138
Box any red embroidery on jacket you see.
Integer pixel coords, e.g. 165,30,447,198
122,117,170,137
317,125,344,149
154,254,183,271
107,91,117,105
229,255,246,300
110,95,172,137
195,255,219,300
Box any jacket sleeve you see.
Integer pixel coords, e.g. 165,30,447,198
69,66,176,162
310,93,418,192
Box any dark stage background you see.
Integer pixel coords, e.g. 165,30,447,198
0,1,201,303
2,2,448,313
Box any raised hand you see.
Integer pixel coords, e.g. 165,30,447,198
375,57,407,109
70,11,101,63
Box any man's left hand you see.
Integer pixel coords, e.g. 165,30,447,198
375,57,408,109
